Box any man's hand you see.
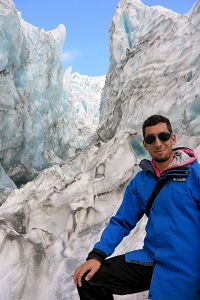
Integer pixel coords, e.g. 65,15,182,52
73,259,101,287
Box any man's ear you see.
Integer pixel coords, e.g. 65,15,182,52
172,134,176,145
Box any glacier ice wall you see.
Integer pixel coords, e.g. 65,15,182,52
99,0,200,152
1,0,200,300
0,0,67,185
0,0,104,186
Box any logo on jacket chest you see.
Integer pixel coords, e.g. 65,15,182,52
172,177,187,182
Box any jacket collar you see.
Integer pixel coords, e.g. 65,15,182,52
139,147,197,178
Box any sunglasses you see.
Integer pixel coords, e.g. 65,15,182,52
144,132,172,144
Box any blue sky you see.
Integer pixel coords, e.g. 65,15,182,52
13,0,196,76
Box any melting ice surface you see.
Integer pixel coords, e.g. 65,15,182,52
0,0,200,299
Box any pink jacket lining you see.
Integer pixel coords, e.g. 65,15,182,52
151,148,198,178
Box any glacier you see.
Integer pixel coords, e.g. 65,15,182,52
0,0,104,186
63,68,105,154
0,0,200,299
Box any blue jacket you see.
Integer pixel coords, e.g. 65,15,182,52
91,148,200,300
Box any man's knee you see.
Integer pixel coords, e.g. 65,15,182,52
77,272,103,300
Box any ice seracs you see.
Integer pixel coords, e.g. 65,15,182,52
0,1,104,186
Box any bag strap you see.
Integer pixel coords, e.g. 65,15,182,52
145,165,191,217
146,177,170,217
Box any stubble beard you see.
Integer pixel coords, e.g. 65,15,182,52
153,151,173,163
154,156,169,163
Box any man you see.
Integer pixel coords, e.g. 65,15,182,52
74,115,200,300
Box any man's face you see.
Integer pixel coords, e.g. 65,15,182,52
143,122,176,163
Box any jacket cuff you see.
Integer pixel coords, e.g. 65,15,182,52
86,249,107,264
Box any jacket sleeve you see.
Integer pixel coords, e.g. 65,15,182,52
88,176,144,260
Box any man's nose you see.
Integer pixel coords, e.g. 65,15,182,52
154,137,162,146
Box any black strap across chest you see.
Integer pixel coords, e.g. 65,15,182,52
145,177,170,217
145,166,190,217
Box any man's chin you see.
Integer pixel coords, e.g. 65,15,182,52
154,156,169,163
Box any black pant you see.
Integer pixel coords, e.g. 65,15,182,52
77,255,154,300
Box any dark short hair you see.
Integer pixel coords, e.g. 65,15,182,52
142,115,172,137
